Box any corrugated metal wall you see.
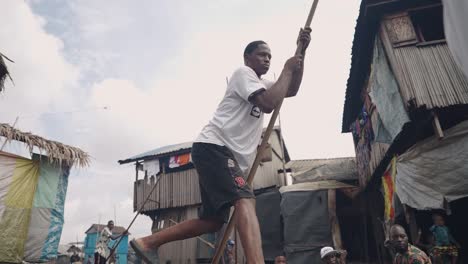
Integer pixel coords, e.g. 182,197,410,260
381,13,468,110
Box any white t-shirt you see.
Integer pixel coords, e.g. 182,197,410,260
196,66,274,173
95,227,112,257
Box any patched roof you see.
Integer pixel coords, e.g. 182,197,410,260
286,157,357,183
279,180,357,193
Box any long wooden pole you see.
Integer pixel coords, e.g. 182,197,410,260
211,1,319,263
105,165,164,263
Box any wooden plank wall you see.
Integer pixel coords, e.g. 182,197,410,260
134,169,202,212
155,206,200,264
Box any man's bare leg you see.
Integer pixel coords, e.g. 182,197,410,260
235,198,264,264
136,218,223,250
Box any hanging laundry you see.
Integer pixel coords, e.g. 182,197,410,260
169,153,191,168
143,159,160,176
382,157,396,221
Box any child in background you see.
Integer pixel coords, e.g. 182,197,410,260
429,213,460,264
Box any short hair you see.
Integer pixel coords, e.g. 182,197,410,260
390,224,406,234
244,40,267,56
108,220,114,225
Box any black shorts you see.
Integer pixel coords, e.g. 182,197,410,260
191,142,254,222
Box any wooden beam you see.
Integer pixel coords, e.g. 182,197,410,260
432,111,444,139
403,205,419,243
328,189,343,249
135,161,139,181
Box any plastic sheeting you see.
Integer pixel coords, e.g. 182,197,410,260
255,189,282,261
443,0,468,79
280,181,356,194
281,190,331,264
287,158,357,184
0,153,70,263
396,120,468,210
369,38,409,143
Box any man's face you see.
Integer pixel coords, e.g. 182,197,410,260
390,227,409,253
108,222,114,230
245,44,271,76
274,256,287,264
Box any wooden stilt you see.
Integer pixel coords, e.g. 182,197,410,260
328,189,343,249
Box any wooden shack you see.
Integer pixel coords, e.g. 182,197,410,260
342,0,468,262
281,158,367,264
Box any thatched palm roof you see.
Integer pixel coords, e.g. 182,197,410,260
0,123,90,167
0,52,13,92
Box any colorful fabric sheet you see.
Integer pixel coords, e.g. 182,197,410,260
0,152,70,263
382,157,396,221
169,153,191,168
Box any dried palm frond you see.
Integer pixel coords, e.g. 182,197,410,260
0,123,90,167
0,53,13,92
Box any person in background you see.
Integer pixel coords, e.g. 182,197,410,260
320,246,347,264
429,213,460,264
223,239,235,264
70,252,80,263
94,220,127,264
389,224,431,264
274,255,287,264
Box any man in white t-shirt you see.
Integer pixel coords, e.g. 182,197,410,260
131,28,311,264
95,220,126,264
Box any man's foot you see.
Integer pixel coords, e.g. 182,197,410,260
130,239,159,264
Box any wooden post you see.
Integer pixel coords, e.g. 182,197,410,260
328,189,343,249
135,161,140,181
404,205,419,244
432,111,444,139
234,228,238,264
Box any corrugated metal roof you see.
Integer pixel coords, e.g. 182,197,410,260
118,142,193,164
286,157,357,183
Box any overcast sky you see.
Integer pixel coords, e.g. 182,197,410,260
0,0,359,244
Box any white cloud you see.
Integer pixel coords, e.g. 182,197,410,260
0,0,360,245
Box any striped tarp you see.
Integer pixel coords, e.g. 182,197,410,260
0,152,69,263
